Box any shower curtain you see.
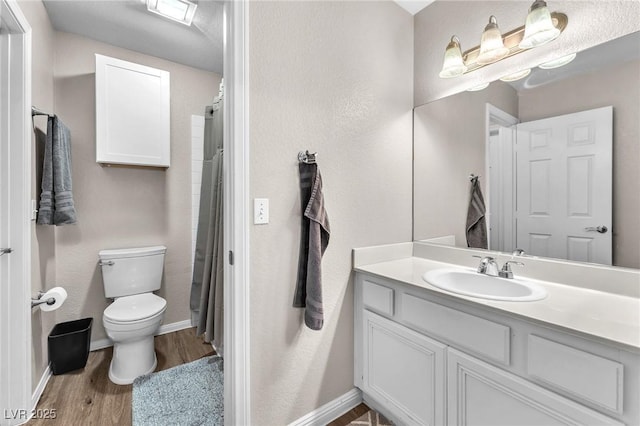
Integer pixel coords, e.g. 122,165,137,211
190,94,224,352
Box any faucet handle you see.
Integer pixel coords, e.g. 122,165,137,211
512,248,525,256
499,260,524,279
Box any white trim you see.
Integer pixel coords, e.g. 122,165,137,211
288,388,363,426
156,319,192,335
0,1,32,425
89,319,195,352
30,366,51,411
223,1,251,425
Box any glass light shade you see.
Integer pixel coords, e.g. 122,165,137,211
499,69,531,82
476,16,510,65
539,52,577,69
519,0,561,49
467,82,490,91
439,36,467,78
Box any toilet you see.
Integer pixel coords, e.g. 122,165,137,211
98,245,167,385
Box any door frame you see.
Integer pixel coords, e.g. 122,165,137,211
485,103,518,251
223,0,251,425
0,0,32,424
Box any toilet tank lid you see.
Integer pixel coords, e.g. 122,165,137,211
99,245,166,260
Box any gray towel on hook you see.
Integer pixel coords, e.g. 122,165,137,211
466,177,487,249
37,115,77,225
294,163,330,331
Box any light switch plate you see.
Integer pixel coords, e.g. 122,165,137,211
254,198,269,224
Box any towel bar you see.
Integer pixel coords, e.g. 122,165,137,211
298,150,317,164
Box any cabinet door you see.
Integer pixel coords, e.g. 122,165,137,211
447,348,623,426
363,311,446,426
96,54,171,167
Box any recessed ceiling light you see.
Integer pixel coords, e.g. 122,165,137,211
146,0,197,26
499,69,531,82
538,53,577,69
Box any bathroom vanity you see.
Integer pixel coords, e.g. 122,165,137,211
353,243,640,426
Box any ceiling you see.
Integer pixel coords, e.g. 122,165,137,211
43,0,224,74
394,0,434,15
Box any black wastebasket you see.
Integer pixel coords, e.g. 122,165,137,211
48,317,93,375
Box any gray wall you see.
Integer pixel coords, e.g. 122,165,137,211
413,82,518,245
415,1,640,105
248,1,414,424
518,59,640,268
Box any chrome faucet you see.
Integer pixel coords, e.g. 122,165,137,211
473,254,525,279
474,256,499,277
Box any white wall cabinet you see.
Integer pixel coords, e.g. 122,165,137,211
354,273,637,426
95,54,170,167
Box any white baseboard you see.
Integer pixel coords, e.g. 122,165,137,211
30,365,52,410
89,319,194,352
288,388,363,426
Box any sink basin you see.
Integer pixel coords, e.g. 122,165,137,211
422,268,547,302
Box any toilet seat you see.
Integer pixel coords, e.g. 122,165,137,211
104,293,166,323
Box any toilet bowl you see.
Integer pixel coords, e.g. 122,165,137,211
103,293,167,384
99,246,167,385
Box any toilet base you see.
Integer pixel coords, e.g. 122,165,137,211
108,335,158,385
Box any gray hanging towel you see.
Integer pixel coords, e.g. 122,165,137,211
37,115,77,225
466,177,487,249
294,162,330,331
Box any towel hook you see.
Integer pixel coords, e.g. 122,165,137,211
469,173,481,182
298,150,317,164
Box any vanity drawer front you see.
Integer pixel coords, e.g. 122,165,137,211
362,280,394,316
402,294,510,365
528,335,624,413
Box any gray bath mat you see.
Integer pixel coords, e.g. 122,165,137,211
132,356,223,426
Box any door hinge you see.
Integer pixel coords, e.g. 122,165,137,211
228,250,234,265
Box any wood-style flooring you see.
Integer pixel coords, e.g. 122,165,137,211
28,327,214,426
328,403,372,426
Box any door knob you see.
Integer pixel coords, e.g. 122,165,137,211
0,248,12,256
584,226,608,234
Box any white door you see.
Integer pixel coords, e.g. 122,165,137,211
488,126,516,253
0,1,32,424
515,106,612,264
363,311,446,426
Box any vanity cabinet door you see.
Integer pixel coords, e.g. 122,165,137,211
362,311,445,426
447,348,623,426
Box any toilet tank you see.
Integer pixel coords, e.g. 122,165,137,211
99,246,166,298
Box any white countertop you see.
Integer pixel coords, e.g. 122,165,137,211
355,256,640,350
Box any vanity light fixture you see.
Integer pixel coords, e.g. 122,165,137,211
538,52,577,69
438,1,567,79
499,68,531,82
146,0,197,26
477,16,510,65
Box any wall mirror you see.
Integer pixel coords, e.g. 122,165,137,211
413,31,639,269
